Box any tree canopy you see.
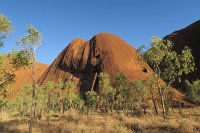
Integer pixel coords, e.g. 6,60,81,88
0,14,13,47
142,37,195,118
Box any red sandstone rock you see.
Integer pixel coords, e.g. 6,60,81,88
38,33,152,93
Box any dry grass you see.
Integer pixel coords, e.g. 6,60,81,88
0,112,131,133
0,107,200,133
115,107,200,133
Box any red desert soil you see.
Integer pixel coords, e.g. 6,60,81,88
164,20,200,90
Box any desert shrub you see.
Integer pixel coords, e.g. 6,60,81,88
185,80,200,103
85,90,99,114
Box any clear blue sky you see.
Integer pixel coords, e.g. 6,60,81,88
0,0,200,64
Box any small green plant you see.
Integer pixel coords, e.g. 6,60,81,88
185,79,200,103
86,90,99,114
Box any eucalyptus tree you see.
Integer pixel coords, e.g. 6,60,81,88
99,72,116,113
114,72,131,113
42,81,56,120
55,79,85,114
0,14,13,47
15,84,32,116
0,15,30,92
66,81,75,113
17,25,41,133
0,51,30,94
86,90,99,114
55,79,67,114
131,80,147,114
143,37,195,118
71,93,85,113
35,85,48,120
146,77,158,114
64,80,84,114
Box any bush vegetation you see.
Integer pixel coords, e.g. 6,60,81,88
185,79,200,103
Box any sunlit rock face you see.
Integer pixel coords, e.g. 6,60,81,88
38,33,152,94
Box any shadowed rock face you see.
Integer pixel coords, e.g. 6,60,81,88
38,33,152,94
164,20,200,90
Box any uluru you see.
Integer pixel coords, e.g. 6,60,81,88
164,20,200,90
38,33,152,94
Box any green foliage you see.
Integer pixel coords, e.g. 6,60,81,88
43,81,55,92
50,79,85,113
0,14,30,93
99,73,111,92
143,37,195,84
144,37,173,66
16,25,41,132
142,37,195,118
127,80,147,112
71,94,85,111
0,95,7,111
86,90,99,109
42,81,56,115
4,99,16,112
0,51,30,90
179,47,195,75
65,81,85,110
0,14,13,33
185,80,200,103
99,72,116,112
35,87,47,113
0,54,16,89
0,14,13,47
162,46,195,83
16,25,41,56
114,72,132,110
115,72,130,95
132,80,147,103
66,80,76,109
15,84,32,113
146,76,157,91
0,72,155,118
99,72,116,98
10,50,31,69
